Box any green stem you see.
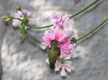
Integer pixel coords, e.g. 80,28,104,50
14,18,22,21
76,18,108,41
29,0,99,29
70,0,99,19
28,24,53,29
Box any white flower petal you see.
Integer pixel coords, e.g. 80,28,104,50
71,50,78,58
28,17,36,25
44,30,49,35
46,58,49,64
61,67,67,76
66,61,72,65
64,54,71,59
64,61,74,72
23,9,31,16
64,66,72,72
40,42,47,49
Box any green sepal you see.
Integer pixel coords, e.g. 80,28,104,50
71,37,77,44
60,58,65,64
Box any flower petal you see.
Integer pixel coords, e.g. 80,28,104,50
12,19,21,27
54,29,63,41
61,67,67,76
23,9,31,16
64,54,71,59
55,61,62,71
53,19,60,27
51,13,58,19
66,61,72,65
60,41,70,58
43,33,53,45
14,11,22,17
46,58,49,64
64,61,74,72
64,65,74,72
28,17,36,25
40,42,47,49
71,50,78,58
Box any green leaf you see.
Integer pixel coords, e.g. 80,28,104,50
3,15,13,22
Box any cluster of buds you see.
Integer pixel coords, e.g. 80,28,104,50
3,5,36,39
41,13,78,76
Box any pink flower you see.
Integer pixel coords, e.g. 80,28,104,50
12,9,36,27
55,60,74,76
40,13,78,76
41,28,63,48
12,19,21,27
40,28,72,58
59,40,71,58
14,9,31,18
51,13,74,30
28,17,36,25
41,26,75,58
41,13,78,72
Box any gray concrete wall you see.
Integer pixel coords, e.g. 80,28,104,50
0,0,9,79
0,0,108,80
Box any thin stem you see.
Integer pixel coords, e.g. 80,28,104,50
20,8,28,20
76,18,108,41
70,0,99,19
21,9,25,16
30,0,99,29
28,24,53,29
13,18,22,21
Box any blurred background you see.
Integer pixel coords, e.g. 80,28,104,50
0,0,108,80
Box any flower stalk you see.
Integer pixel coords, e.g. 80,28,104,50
70,0,99,19
76,18,108,41
29,0,99,29
28,24,53,29
3,0,99,29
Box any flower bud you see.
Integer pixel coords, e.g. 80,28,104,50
16,5,21,11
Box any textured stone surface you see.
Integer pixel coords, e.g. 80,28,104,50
1,0,108,80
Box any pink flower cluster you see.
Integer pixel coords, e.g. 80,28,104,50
41,13,78,76
12,9,36,28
